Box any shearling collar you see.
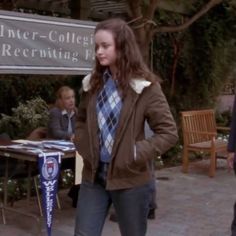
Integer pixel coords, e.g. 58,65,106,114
61,109,75,117
82,73,151,94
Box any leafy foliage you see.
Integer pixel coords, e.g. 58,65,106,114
0,97,49,139
0,75,83,115
182,1,235,104
154,1,236,115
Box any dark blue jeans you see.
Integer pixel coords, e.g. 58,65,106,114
149,159,157,210
149,177,157,210
74,180,152,236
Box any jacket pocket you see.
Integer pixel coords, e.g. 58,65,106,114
125,141,148,175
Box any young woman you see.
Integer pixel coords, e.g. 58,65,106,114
74,18,178,236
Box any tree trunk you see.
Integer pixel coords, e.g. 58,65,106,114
135,32,151,64
170,38,181,97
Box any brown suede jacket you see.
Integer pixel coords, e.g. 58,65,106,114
74,74,178,190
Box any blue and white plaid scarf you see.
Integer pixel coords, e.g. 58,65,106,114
96,70,122,163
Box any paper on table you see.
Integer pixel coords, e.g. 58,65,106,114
43,144,71,151
42,140,74,146
13,139,28,144
6,144,24,149
6,144,44,154
75,152,84,185
14,140,42,145
42,140,75,151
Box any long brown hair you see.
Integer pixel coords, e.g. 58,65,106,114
90,18,158,94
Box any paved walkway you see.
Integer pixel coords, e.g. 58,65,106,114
0,159,235,236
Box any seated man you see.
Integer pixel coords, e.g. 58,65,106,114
47,86,79,207
48,86,76,141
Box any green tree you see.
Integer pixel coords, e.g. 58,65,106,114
126,0,225,62
153,1,236,113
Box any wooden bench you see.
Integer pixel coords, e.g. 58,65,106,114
181,109,229,177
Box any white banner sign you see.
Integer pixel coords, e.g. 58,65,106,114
0,10,96,75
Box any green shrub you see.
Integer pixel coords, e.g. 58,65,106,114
0,97,49,139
